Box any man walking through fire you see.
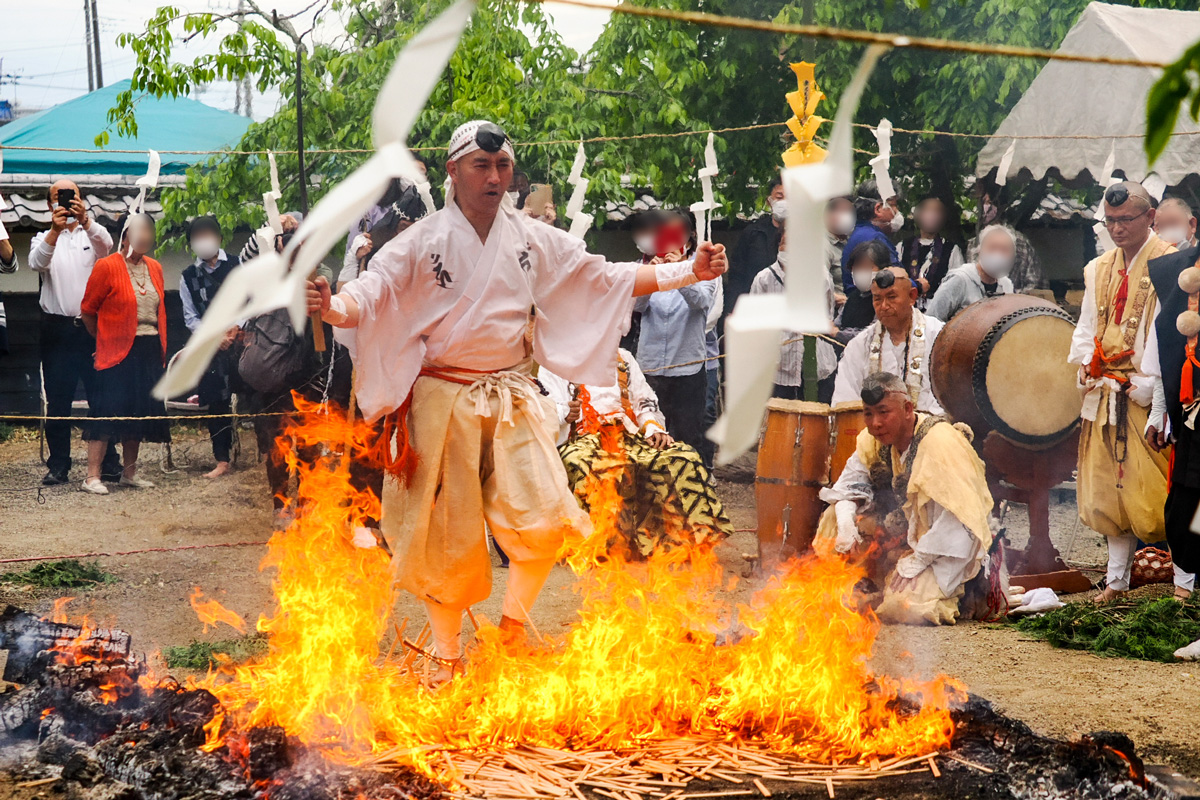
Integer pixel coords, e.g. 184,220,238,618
306,120,728,685
814,372,995,625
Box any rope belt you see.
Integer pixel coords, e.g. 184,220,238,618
366,364,543,485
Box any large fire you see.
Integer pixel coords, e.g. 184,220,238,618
190,397,961,775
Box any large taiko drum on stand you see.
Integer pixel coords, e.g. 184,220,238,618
931,294,1091,594
930,294,1082,447
755,399,830,567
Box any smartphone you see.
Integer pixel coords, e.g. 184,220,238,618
57,188,76,209
526,183,554,213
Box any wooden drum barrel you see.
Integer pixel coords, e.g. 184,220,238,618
931,294,1081,448
755,399,830,566
830,401,865,482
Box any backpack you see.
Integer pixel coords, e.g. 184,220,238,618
238,308,308,394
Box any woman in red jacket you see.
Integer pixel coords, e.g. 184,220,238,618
79,213,170,494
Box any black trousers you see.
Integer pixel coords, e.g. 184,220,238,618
40,313,119,475
646,369,708,457
197,351,233,463
1165,483,1200,576
772,375,835,404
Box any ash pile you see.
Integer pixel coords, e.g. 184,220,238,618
0,606,441,800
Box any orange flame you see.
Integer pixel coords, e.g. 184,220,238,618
189,588,248,635
193,395,961,772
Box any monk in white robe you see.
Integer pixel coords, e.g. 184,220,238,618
1068,181,1173,602
832,267,945,414
306,120,728,679
816,372,994,625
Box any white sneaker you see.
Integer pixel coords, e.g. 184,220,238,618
81,478,109,495
119,474,155,489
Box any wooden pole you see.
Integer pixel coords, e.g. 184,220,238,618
292,43,325,352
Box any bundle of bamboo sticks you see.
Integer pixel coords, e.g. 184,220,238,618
370,618,986,799
376,739,956,800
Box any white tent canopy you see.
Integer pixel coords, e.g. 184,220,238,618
976,3,1200,187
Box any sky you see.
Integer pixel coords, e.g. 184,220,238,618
0,0,616,122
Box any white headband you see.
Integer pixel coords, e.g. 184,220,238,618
448,119,515,162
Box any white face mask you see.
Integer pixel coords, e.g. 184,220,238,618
1159,226,1190,246
832,210,857,236
887,209,905,233
634,233,657,256
979,252,1014,280
771,199,788,223
852,270,874,292
507,191,521,206
776,250,787,267
192,237,220,261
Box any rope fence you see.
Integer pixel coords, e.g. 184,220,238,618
0,539,272,566
536,0,1175,69
1,120,1195,162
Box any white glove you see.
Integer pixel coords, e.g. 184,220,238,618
894,553,930,580
833,500,862,554
1146,377,1170,440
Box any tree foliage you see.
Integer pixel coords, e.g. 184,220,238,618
112,0,1196,249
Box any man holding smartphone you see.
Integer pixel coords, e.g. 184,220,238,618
29,180,120,485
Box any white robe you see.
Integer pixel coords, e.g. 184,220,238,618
541,348,667,445
337,200,641,421
832,309,945,414
820,452,981,596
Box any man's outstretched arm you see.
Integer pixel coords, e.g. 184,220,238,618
632,241,728,296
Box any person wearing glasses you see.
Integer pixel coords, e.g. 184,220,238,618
1068,180,1174,604
831,266,944,414
305,120,728,685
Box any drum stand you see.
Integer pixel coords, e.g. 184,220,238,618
982,430,1093,595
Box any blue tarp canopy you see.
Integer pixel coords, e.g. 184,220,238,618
0,80,252,175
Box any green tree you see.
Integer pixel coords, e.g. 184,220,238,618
114,0,1194,247
113,0,589,248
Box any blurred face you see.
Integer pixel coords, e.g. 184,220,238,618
1154,202,1196,246
915,199,946,235
825,198,855,237
1104,199,1154,251
864,393,916,447
123,216,155,256
447,150,514,221
870,267,917,332
768,183,786,206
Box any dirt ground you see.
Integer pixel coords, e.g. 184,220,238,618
0,425,1197,779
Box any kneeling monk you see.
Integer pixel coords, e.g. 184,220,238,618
540,348,732,557
307,121,727,677
815,371,994,624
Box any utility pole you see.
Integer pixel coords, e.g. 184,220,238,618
90,0,103,88
83,0,95,91
295,45,308,214
233,0,252,117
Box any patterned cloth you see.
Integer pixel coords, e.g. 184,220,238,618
559,424,732,557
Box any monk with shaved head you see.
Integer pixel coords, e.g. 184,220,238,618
832,263,946,413
1069,179,1176,603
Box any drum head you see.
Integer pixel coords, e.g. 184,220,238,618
982,313,1081,442
765,398,831,415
